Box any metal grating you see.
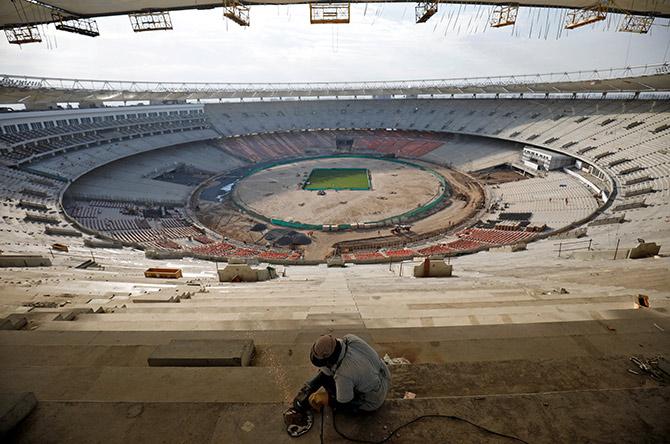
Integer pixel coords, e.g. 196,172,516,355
53,13,100,37
223,0,250,26
5,25,41,44
618,14,654,33
490,4,518,28
415,1,438,24
565,1,608,29
310,3,350,24
129,12,173,32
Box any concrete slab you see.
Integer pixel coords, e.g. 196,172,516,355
131,295,180,303
53,308,94,321
7,389,670,443
147,339,255,367
0,392,37,436
0,317,27,331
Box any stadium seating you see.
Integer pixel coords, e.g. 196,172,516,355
0,98,668,260
0,112,213,165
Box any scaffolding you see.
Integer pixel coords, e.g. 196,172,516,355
5,26,41,44
223,0,250,26
565,1,608,29
309,3,350,24
490,4,519,28
129,12,173,32
415,1,438,24
618,14,654,33
53,13,99,37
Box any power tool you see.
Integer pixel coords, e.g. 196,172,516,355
283,385,314,437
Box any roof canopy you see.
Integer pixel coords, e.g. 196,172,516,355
1,0,669,29
1,64,669,105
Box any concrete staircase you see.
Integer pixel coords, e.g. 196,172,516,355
2,311,669,443
1,254,669,442
17,261,666,333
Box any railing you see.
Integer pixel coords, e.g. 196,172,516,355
554,239,592,257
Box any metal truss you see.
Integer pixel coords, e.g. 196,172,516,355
618,14,654,33
565,1,608,29
309,3,350,24
2,1,670,31
4,25,41,44
0,64,668,103
415,1,438,24
223,0,250,26
129,12,173,32
53,13,100,37
490,4,518,28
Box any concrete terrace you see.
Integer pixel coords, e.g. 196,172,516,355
0,97,669,442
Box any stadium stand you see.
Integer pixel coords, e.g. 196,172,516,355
0,92,669,444
0,105,213,168
6,96,657,262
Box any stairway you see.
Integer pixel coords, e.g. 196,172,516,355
2,311,669,443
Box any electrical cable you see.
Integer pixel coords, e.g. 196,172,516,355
320,408,531,444
320,407,325,443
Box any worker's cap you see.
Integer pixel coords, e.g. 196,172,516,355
310,334,342,367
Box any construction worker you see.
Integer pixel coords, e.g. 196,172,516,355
293,334,391,413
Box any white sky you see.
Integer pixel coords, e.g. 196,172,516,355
1,4,669,82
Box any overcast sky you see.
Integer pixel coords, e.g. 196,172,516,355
1,4,669,82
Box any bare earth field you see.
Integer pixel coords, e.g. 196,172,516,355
195,157,484,260
233,157,443,225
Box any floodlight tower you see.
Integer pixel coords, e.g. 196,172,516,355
5,0,100,43
415,1,439,23
52,13,100,37
4,25,41,44
490,4,519,28
223,0,251,26
565,0,609,29
310,3,351,24
129,12,173,32
618,14,654,33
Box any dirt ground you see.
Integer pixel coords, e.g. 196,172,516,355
195,158,484,259
472,169,528,185
234,157,442,226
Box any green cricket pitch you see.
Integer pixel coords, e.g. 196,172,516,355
304,168,371,191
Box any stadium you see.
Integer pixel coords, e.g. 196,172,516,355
0,1,669,443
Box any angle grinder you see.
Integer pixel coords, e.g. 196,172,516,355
283,385,314,437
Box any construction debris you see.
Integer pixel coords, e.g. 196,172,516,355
403,391,416,399
629,356,668,382
383,354,411,365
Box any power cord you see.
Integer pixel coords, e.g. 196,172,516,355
320,409,531,444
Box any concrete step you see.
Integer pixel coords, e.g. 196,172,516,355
363,307,666,328
113,305,362,314
7,389,670,444
35,318,365,332
0,392,37,436
0,322,667,368
33,306,664,331
101,294,638,311
2,316,666,346
74,301,642,322
0,356,666,404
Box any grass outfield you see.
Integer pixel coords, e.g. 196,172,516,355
304,168,370,190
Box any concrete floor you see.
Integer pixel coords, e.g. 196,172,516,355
2,312,669,443
1,211,669,443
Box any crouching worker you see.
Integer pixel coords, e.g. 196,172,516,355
297,334,391,413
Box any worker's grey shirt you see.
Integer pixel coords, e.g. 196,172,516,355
320,334,391,411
